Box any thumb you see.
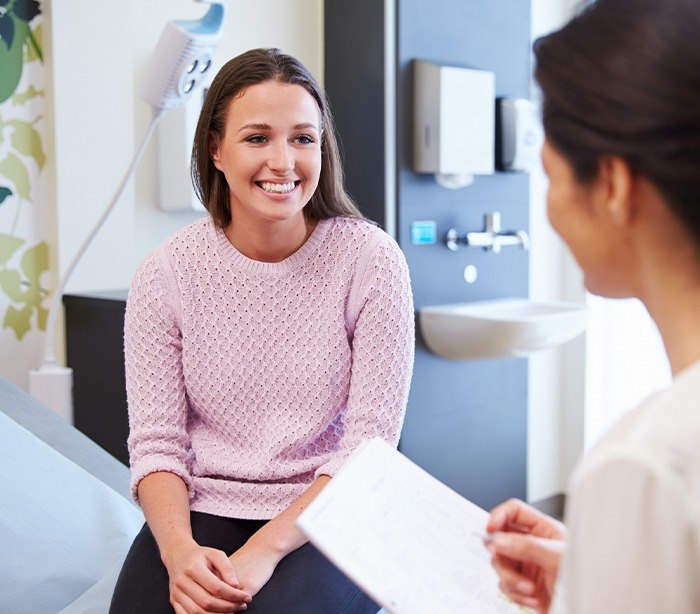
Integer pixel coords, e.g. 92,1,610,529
207,549,241,587
491,533,565,572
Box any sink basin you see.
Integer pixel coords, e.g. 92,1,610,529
419,298,588,360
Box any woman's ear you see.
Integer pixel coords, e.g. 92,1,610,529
598,156,634,226
209,132,222,170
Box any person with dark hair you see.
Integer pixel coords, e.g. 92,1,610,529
485,0,700,612
110,48,414,613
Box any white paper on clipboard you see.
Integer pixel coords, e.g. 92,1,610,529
296,438,527,614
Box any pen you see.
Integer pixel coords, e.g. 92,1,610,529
473,531,495,544
473,531,567,553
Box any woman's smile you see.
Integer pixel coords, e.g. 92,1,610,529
256,180,300,195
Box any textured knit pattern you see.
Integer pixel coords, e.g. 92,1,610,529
125,216,414,519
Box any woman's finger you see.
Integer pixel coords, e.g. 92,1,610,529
175,573,240,613
172,601,189,614
491,533,565,572
172,589,202,614
207,549,242,588
201,551,252,604
487,498,565,539
491,553,535,596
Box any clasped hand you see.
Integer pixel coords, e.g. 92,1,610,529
164,539,279,613
485,498,568,614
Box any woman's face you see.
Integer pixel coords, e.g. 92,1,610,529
210,80,322,228
541,138,632,298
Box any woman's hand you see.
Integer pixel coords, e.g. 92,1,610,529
164,538,252,614
485,498,568,614
228,538,282,598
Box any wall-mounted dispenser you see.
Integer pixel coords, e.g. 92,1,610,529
413,59,495,189
497,98,543,172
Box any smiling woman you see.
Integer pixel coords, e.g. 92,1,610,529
110,48,415,614
209,80,323,262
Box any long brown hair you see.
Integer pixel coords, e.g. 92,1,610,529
534,0,700,243
191,48,363,229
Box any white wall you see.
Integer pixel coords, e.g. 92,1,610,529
50,2,137,295
584,297,670,449
528,0,586,502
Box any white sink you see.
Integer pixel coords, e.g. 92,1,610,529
419,298,588,360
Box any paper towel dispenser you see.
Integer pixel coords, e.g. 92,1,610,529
413,60,495,189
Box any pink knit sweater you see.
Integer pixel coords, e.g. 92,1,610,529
124,216,414,519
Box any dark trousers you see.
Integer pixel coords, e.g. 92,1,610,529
110,511,378,614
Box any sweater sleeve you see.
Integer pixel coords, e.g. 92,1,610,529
124,246,194,503
315,233,415,478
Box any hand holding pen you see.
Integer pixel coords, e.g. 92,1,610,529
482,499,568,614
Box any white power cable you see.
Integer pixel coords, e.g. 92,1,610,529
39,108,165,369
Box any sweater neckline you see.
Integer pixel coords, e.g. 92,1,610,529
212,217,332,276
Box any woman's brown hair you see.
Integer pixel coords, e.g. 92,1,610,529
534,0,700,242
191,48,363,229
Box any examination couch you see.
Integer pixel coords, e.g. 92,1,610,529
0,376,143,613
1,377,387,614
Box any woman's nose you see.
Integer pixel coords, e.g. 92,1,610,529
267,142,294,172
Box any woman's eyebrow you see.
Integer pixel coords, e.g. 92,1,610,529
237,122,271,133
293,123,319,131
236,122,319,133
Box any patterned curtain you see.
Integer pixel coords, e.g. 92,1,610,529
0,0,50,387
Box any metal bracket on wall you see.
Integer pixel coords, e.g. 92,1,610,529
444,212,530,253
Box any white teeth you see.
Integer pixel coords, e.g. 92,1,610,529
260,181,296,194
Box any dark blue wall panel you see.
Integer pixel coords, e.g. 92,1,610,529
397,1,531,509
326,0,532,510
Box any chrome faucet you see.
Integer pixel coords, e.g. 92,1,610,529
445,212,530,253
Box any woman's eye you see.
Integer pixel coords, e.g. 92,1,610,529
246,135,267,144
295,134,316,145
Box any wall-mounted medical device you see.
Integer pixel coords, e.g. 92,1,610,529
141,0,225,111
413,59,495,189
497,98,543,173
142,0,226,211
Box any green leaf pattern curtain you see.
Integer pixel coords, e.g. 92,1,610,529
0,0,50,387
